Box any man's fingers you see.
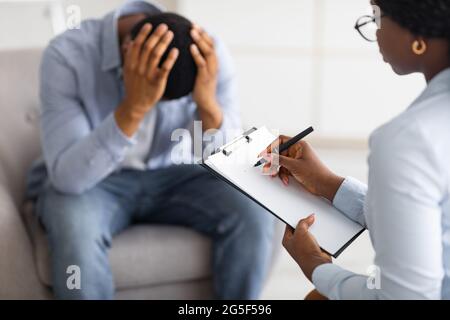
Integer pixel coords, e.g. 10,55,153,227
138,24,169,74
190,44,207,68
133,23,152,49
198,28,215,47
191,28,214,57
192,24,215,46
145,23,170,53
159,48,179,79
127,23,152,70
148,30,174,73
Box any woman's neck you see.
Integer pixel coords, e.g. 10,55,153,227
424,61,450,83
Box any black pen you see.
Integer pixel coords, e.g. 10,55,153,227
254,126,314,167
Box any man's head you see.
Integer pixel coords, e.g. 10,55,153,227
124,13,197,100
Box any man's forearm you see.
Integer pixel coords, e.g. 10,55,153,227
45,113,134,195
114,100,148,137
197,100,223,131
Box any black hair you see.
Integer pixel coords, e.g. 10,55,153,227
130,13,197,100
375,0,450,42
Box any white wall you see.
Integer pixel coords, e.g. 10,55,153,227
0,0,176,49
0,0,425,140
177,0,425,140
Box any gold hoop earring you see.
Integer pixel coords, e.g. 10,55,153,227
412,40,427,55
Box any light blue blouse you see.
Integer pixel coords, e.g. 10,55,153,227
313,68,450,300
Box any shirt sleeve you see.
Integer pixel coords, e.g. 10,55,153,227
202,36,243,156
333,177,368,227
39,45,136,195
313,120,445,300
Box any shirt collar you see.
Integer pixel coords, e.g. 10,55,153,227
101,0,165,72
411,67,450,108
426,67,450,94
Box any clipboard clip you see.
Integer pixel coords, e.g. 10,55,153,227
217,127,258,156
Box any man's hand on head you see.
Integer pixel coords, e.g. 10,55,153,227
190,25,223,131
115,23,179,137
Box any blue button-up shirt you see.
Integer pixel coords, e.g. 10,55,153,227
28,0,241,195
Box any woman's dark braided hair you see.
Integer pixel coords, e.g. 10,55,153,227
375,0,450,42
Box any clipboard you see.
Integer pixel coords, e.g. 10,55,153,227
200,126,365,258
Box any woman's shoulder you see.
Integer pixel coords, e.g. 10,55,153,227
367,93,450,207
369,90,450,178
369,92,450,192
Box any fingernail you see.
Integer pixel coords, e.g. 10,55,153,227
191,29,199,38
283,177,289,186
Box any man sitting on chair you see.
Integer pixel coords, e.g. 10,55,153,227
26,0,275,300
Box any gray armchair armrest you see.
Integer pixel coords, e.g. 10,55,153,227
0,180,49,299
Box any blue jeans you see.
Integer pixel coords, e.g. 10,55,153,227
35,165,275,300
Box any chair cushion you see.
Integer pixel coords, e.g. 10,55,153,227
0,49,42,208
23,203,212,290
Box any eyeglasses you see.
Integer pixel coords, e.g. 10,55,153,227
355,15,383,42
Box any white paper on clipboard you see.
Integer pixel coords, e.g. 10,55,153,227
202,126,365,257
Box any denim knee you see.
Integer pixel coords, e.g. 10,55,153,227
217,199,275,244
240,206,275,239
37,185,112,255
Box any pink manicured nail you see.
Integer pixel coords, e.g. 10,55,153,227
263,154,272,162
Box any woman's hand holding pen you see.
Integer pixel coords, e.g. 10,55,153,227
260,136,341,284
259,136,345,203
